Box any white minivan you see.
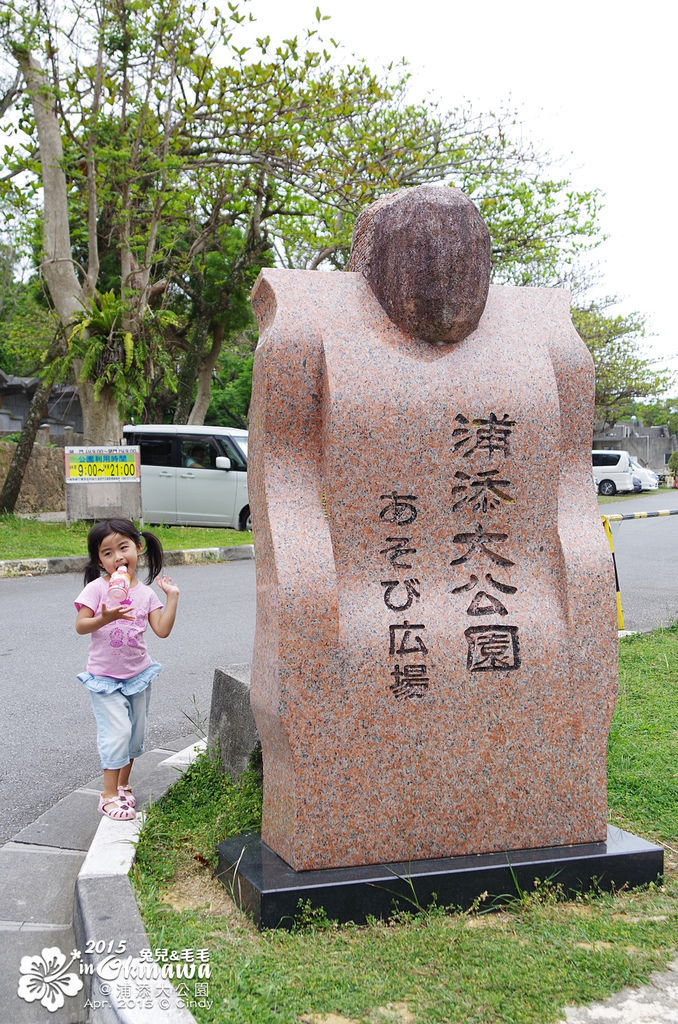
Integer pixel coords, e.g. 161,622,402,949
629,456,659,491
591,450,636,496
122,424,250,529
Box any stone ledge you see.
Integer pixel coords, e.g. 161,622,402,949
0,545,254,577
217,827,665,930
208,664,258,779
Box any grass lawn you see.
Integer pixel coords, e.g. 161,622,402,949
1,490,671,558
133,626,678,1024
0,514,252,559
597,485,675,506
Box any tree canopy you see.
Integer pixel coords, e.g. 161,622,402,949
0,0,612,443
570,299,672,427
624,397,678,438
0,242,56,374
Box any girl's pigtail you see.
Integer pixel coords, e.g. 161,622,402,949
141,530,164,584
83,560,102,585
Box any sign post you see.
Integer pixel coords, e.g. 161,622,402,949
64,446,143,524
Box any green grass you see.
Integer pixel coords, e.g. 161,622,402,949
0,514,252,559
607,628,678,841
597,485,674,506
132,627,678,1024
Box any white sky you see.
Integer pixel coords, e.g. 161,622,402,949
243,0,677,380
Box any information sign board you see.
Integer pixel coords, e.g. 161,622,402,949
64,446,140,483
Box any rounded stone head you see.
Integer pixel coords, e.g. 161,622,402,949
348,184,491,344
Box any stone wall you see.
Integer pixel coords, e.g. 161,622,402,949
0,441,65,513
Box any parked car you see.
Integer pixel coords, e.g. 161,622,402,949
591,450,636,496
629,457,659,491
122,424,250,529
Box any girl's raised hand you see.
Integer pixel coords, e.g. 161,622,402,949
100,603,135,624
156,574,180,597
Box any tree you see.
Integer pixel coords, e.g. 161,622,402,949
170,227,271,424
1,0,606,442
571,299,673,427
626,397,678,437
206,350,256,429
0,241,59,375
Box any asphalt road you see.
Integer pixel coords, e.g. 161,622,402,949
0,560,256,844
0,493,676,844
602,487,678,632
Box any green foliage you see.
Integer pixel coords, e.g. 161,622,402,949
134,751,263,886
668,451,678,475
628,398,678,437
50,290,179,417
1,0,615,433
131,629,678,1024
0,516,252,560
0,246,56,375
572,300,673,426
205,352,254,428
608,626,678,839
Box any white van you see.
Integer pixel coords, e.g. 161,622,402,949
591,450,635,496
629,456,659,491
122,424,250,529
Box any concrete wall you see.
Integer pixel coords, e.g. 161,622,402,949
593,424,678,475
0,440,65,513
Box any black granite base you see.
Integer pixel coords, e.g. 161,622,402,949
215,828,664,929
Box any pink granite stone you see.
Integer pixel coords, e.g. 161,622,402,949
248,193,617,873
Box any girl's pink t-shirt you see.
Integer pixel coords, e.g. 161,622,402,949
75,577,163,679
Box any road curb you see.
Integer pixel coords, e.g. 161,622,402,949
73,741,205,1024
0,544,254,578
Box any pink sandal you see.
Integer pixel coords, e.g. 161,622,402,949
99,794,136,821
118,786,136,808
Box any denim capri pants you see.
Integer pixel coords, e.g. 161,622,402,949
89,687,151,770
78,663,160,771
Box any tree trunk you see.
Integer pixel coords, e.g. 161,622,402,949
0,381,51,514
188,324,224,425
14,49,120,445
174,321,209,423
13,49,84,326
78,379,123,444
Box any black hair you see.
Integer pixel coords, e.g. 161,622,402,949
83,518,164,585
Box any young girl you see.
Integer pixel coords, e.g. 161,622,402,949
75,518,179,821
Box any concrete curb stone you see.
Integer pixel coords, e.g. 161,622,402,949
0,545,254,578
4,732,678,1023
1,738,204,1024
73,742,205,1024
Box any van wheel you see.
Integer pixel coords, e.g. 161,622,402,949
598,479,616,496
239,506,252,532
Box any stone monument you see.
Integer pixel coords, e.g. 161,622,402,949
216,184,662,924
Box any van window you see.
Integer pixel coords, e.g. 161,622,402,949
592,453,620,467
220,437,247,470
138,438,175,467
180,439,219,469
232,437,247,462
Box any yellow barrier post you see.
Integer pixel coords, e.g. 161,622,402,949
601,514,625,630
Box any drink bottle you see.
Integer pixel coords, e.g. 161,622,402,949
108,565,130,602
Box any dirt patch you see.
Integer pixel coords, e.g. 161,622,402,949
300,1005,415,1024
464,912,510,929
159,861,248,927
662,848,678,874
